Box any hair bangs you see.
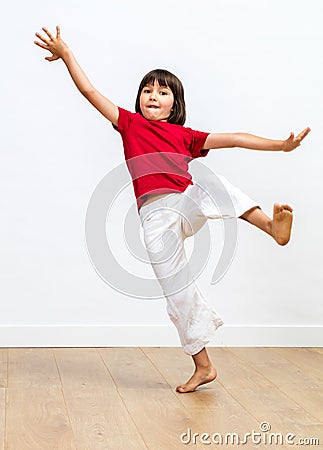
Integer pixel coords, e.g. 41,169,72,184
142,70,169,89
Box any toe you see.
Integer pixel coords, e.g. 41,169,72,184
273,203,281,214
282,204,293,212
176,385,193,393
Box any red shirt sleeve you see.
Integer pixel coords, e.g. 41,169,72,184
112,107,132,133
187,128,210,159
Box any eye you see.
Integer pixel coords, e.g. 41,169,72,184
160,91,168,95
143,89,150,93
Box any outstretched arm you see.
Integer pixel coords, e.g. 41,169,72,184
34,26,118,127
204,128,311,152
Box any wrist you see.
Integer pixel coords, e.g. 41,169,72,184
61,47,72,62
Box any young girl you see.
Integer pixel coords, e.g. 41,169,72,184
34,26,310,393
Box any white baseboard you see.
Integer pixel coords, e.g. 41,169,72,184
0,325,322,347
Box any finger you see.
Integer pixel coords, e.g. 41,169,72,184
288,132,294,140
297,128,310,141
45,55,59,61
298,129,307,138
35,31,49,44
42,26,54,40
34,40,50,50
56,25,61,39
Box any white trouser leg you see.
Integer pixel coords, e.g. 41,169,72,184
139,193,223,355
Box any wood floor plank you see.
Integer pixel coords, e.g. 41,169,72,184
209,347,274,389
143,347,280,449
62,387,147,449
8,349,61,388
0,352,6,450
117,388,203,450
6,387,77,450
99,348,170,390
227,386,323,446
229,347,322,388
274,347,323,382
209,348,323,445
0,350,7,388
229,347,323,422
53,348,115,389
0,388,5,450
311,347,323,356
99,348,205,450
55,348,147,449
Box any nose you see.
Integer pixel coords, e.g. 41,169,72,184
149,90,157,101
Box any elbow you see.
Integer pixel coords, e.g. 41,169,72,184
230,133,242,148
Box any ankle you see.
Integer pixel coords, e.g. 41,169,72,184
267,219,274,237
194,362,213,371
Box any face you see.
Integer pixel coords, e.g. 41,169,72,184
139,80,174,122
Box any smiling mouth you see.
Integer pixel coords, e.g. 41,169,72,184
147,105,159,109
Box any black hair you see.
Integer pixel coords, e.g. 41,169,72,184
135,69,186,125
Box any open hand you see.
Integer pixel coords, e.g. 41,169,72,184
282,127,311,152
34,25,69,61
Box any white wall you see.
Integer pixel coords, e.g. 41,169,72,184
1,0,322,346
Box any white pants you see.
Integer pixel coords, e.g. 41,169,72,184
139,174,259,355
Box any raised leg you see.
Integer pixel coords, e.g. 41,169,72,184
240,204,293,246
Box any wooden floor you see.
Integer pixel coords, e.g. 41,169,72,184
0,347,322,449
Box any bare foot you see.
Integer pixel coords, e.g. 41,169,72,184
271,203,293,246
176,365,217,393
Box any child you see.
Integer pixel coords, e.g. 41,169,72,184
34,26,311,393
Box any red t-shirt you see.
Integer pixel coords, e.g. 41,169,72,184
113,107,210,210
